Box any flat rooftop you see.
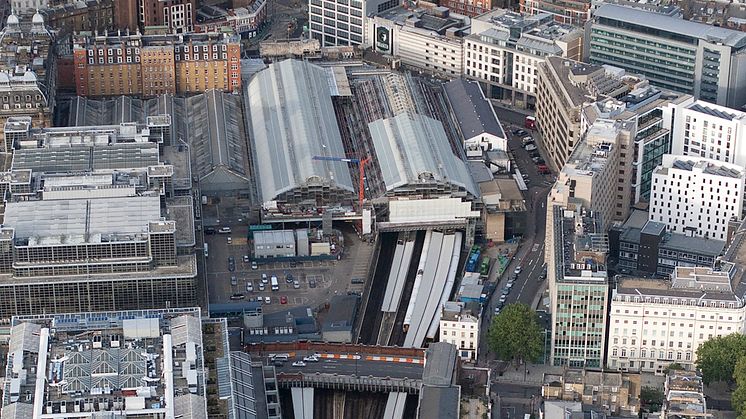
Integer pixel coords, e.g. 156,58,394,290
661,157,743,179
616,275,740,303
555,206,608,279
2,308,207,419
4,195,163,246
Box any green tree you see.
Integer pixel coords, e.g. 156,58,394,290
487,303,543,367
733,356,746,419
696,334,746,385
640,386,664,413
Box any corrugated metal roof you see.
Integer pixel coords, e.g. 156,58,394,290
368,113,479,197
246,59,354,202
443,79,505,141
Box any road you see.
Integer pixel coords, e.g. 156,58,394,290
478,105,553,364
272,356,424,379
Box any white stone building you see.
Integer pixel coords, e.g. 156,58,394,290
607,267,746,373
670,101,746,168
649,154,744,241
463,9,583,108
309,0,398,46
439,301,480,361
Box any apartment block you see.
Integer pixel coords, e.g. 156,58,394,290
547,205,609,368
535,56,628,170
195,2,269,36
583,84,694,203
548,120,632,232
442,0,494,17
670,100,746,168
1,308,209,418
649,154,744,241
464,10,583,108
609,209,726,277
365,6,469,79
0,14,55,136
607,268,744,373
589,4,746,109
73,31,241,98
0,118,197,321
140,0,196,33
309,0,397,46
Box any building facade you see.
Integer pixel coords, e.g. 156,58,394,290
589,4,746,109
519,0,590,25
670,101,746,169
140,0,196,33
547,205,609,368
535,56,627,171
73,31,241,98
464,10,583,108
440,302,480,361
365,6,469,79
309,0,398,46
609,209,726,277
607,268,745,373
649,154,744,241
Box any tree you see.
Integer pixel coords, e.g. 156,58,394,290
640,386,664,413
733,356,746,419
487,303,543,368
665,363,684,373
696,334,746,385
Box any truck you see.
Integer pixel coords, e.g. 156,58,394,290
525,115,536,129
270,276,279,291
479,257,491,277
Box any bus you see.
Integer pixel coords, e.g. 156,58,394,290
203,243,209,258
525,115,536,129
270,275,279,291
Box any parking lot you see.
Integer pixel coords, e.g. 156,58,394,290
204,217,374,315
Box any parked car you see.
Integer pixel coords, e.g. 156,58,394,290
280,295,288,304
525,144,538,151
286,273,294,283
522,136,534,145
230,293,245,300
292,361,306,367
514,266,522,274
309,278,317,288
513,129,527,136
228,257,235,272
227,236,232,244
258,282,266,291
230,275,237,286
293,280,300,289
251,260,258,270
243,255,250,263
204,227,216,235
261,273,268,284
246,282,253,292
494,307,502,315
264,296,271,304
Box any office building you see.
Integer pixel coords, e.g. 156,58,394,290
609,209,726,277
519,0,590,25
536,56,628,170
309,0,397,46
649,155,744,241
583,84,694,203
366,6,469,79
0,13,55,136
547,205,609,368
442,0,494,17
73,31,241,98
1,308,208,418
662,371,708,419
548,120,633,232
0,119,197,321
670,100,746,168
607,267,744,373
589,4,746,109
464,10,583,108
440,301,480,361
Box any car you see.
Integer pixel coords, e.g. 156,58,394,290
293,280,300,289
280,295,288,304
351,278,365,284
522,136,534,145
258,283,266,291
309,278,317,288
521,173,529,179
218,227,232,234
251,260,258,270
230,293,245,300
499,295,507,303
243,255,250,263
286,273,294,283
230,275,237,286
227,236,232,244
494,307,502,315
264,296,271,304
261,274,268,284
514,266,522,274
204,227,216,235
292,361,306,367
525,144,538,151
506,282,514,288
228,257,235,272
246,282,253,292
303,355,319,362
513,128,527,136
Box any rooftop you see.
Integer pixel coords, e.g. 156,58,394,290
657,155,744,179
616,272,741,303
556,206,608,279
2,308,207,419
443,79,505,141
594,4,746,49
321,294,359,333
562,123,618,178
474,9,581,50
685,101,746,122
544,57,626,108
374,6,470,36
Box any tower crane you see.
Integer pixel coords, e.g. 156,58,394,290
312,155,371,212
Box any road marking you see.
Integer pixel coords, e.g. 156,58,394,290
517,243,544,301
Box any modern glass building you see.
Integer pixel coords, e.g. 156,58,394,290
589,4,746,109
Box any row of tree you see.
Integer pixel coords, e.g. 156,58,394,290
696,334,746,417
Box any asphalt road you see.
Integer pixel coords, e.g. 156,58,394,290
478,105,553,362
273,356,423,379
